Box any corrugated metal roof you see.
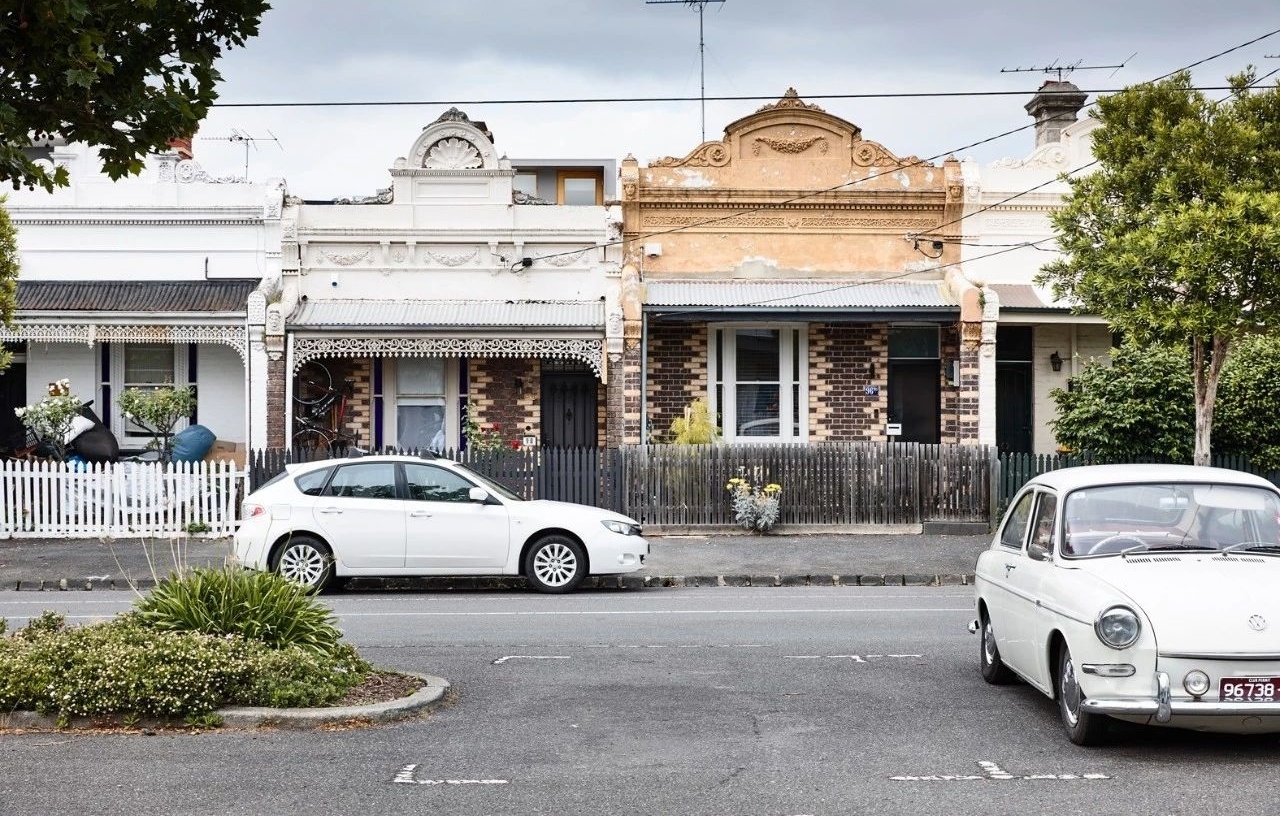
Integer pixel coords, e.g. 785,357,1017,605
292,299,605,328
644,280,957,309
990,284,1072,311
17,280,258,312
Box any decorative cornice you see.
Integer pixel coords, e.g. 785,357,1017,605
755,87,827,114
293,336,603,378
0,323,249,361
651,141,730,169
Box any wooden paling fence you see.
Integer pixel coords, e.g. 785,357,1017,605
0,459,244,538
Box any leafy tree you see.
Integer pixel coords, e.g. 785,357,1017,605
1038,70,1280,465
1213,334,1280,471
1,0,270,192
0,196,15,371
118,385,196,459
1049,343,1194,462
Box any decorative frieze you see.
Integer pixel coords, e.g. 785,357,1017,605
293,336,604,378
0,323,249,361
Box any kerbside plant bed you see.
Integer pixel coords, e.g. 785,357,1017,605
0,568,449,732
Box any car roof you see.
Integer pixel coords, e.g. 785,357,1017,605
1025,463,1277,493
285,453,451,474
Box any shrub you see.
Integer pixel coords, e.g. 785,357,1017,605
133,568,343,656
669,398,720,444
117,385,197,458
726,476,782,532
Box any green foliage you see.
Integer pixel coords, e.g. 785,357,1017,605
117,385,196,457
1213,335,1280,471
0,616,369,719
463,400,506,452
0,197,15,371
13,380,83,460
184,521,212,534
0,1,271,191
1049,343,1194,462
669,398,721,444
1037,70,1280,464
726,476,783,532
133,567,343,656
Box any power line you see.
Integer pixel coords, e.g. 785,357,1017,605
647,0,726,142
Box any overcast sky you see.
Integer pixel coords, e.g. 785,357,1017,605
194,1,1280,199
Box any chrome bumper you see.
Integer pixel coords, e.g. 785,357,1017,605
1082,671,1280,722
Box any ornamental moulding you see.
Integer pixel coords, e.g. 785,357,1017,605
0,324,249,361
293,336,604,379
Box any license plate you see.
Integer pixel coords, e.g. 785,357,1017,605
1219,677,1280,702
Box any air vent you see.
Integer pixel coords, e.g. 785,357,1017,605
1212,555,1267,564
1125,556,1181,563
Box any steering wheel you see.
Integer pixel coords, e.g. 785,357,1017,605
1086,534,1146,555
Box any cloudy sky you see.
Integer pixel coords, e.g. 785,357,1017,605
195,1,1280,199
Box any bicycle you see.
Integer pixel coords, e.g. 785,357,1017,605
292,361,358,454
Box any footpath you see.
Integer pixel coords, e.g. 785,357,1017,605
0,530,991,591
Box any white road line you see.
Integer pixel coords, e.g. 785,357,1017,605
393,765,509,785
891,760,1111,782
491,655,571,665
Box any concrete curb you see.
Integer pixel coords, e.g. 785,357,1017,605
0,672,451,732
3,574,974,591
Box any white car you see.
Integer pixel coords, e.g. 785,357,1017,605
974,464,1280,745
232,452,648,593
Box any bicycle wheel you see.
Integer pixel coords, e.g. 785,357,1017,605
294,361,332,406
292,428,333,455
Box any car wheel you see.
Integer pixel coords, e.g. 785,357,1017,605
272,535,334,592
979,611,1016,685
1056,643,1109,746
525,535,586,593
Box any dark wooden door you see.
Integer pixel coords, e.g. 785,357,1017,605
996,362,1034,453
0,362,27,451
888,361,940,444
541,372,598,448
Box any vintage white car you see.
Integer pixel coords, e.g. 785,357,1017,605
973,464,1280,745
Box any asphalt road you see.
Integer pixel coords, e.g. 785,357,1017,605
3,588,1279,816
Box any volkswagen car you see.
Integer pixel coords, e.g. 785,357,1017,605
232,452,647,593
973,464,1280,745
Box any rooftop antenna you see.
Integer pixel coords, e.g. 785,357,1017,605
1000,56,1132,82
646,0,725,142
196,129,282,180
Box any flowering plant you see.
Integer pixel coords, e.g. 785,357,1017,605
14,380,83,460
463,400,506,452
118,386,196,459
726,476,783,533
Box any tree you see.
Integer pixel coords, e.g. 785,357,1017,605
1037,70,1280,465
1,0,270,192
1049,343,1194,462
0,195,15,371
1213,334,1280,471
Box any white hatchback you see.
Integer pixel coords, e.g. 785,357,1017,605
232,452,648,593
975,464,1280,745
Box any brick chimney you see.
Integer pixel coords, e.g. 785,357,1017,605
1024,80,1087,147
167,136,193,160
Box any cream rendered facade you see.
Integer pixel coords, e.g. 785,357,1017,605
959,93,1112,454
268,109,622,451
0,141,282,452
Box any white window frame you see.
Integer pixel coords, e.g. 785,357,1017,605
109,343,189,443
387,357,459,451
708,323,808,443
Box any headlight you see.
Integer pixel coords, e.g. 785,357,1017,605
1094,606,1141,649
1183,670,1211,697
601,519,639,536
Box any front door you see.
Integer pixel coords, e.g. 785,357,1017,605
0,359,26,452
996,363,1033,453
887,361,940,444
541,371,598,448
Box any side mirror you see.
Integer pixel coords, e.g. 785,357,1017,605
1028,541,1052,562
468,486,491,503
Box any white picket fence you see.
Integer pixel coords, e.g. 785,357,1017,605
0,459,247,538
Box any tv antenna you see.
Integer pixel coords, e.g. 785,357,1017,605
1000,54,1135,81
197,129,282,180
646,0,725,142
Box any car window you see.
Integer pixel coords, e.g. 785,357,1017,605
1000,491,1035,550
1030,492,1058,552
321,463,399,500
404,463,477,503
294,468,331,497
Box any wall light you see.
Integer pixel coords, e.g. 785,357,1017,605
1049,351,1063,372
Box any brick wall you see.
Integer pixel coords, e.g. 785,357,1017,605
646,324,707,442
466,357,540,448
809,324,888,441
266,356,287,448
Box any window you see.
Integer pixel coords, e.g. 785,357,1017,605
322,463,398,500
556,169,603,205
513,172,538,198
113,343,187,441
395,358,453,451
710,325,806,441
295,468,332,496
1000,491,1034,550
404,463,476,503
1030,493,1058,552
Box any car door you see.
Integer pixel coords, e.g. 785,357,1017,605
403,463,511,570
310,462,406,569
1007,490,1059,692
985,489,1036,678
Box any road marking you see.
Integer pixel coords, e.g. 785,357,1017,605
393,765,509,785
492,655,571,665
891,760,1110,782
784,654,922,661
